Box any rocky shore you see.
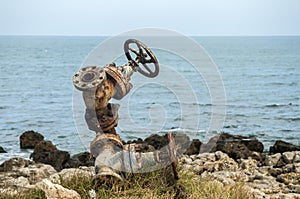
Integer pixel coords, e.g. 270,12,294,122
1,131,300,198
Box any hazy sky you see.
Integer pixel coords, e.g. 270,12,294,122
0,0,299,36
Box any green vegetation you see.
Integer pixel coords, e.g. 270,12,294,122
1,166,251,199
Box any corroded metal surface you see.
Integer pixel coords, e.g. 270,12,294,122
104,64,133,100
72,39,178,180
168,132,179,180
73,66,106,91
124,39,159,78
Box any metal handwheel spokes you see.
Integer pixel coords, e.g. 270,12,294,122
124,39,159,78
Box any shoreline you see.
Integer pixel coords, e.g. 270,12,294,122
1,130,300,164
1,130,300,198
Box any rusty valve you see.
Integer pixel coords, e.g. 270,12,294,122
73,39,159,94
72,39,178,181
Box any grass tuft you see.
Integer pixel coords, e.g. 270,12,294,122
0,165,251,199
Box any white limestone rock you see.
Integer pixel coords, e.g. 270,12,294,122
36,179,81,199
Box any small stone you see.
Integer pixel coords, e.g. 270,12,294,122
282,151,295,164
257,166,271,175
0,146,7,153
192,159,204,166
269,167,283,177
201,171,235,185
277,172,300,185
64,152,94,168
239,158,257,173
282,164,295,173
196,152,216,162
215,151,229,160
20,130,44,149
36,179,81,199
265,153,281,166
183,164,193,171
286,184,300,194
293,151,300,163
184,139,202,155
246,187,266,199
294,163,300,173
189,155,197,161
276,157,287,167
181,157,193,165
193,165,203,174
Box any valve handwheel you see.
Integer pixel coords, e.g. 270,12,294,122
124,39,159,78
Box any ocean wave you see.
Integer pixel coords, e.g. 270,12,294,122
280,129,293,132
265,82,297,86
264,103,297,108
275,117,300,122
224,125,239,129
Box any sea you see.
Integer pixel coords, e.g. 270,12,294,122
0,36,299,163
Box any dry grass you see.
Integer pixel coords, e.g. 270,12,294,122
0,165,251,199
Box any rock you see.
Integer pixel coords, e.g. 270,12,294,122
31,140,57,153
30,141,70,171
0,158,56,184
246,187,266,199
276,156,287,167
184,139,202,155
36,179,81,199
0,157,92,197
271,193,300,199
269,167,283,177
293,151,300,163
0,158,57,196
143,133,190,153
282,164,295,173
215,150,228,160
0,176,34,196
144,134,168,149
265,153,282,166
202,133,264,161
282,151,296,164
248,175,282,195
285,184,300,194
201,171,240,185
293,163,300,174
196,152,216,162
180,155,193,165
277,172,300,185
191,151,238,174
269,140,300,154
221,142,253,161
48,167,94,184
239,158,258,174
0,146,7,153
64,152,94,168
20,130,44,149
0,157,31,172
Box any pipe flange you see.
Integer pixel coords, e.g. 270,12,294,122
104,65,132,100
73,66,106,91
